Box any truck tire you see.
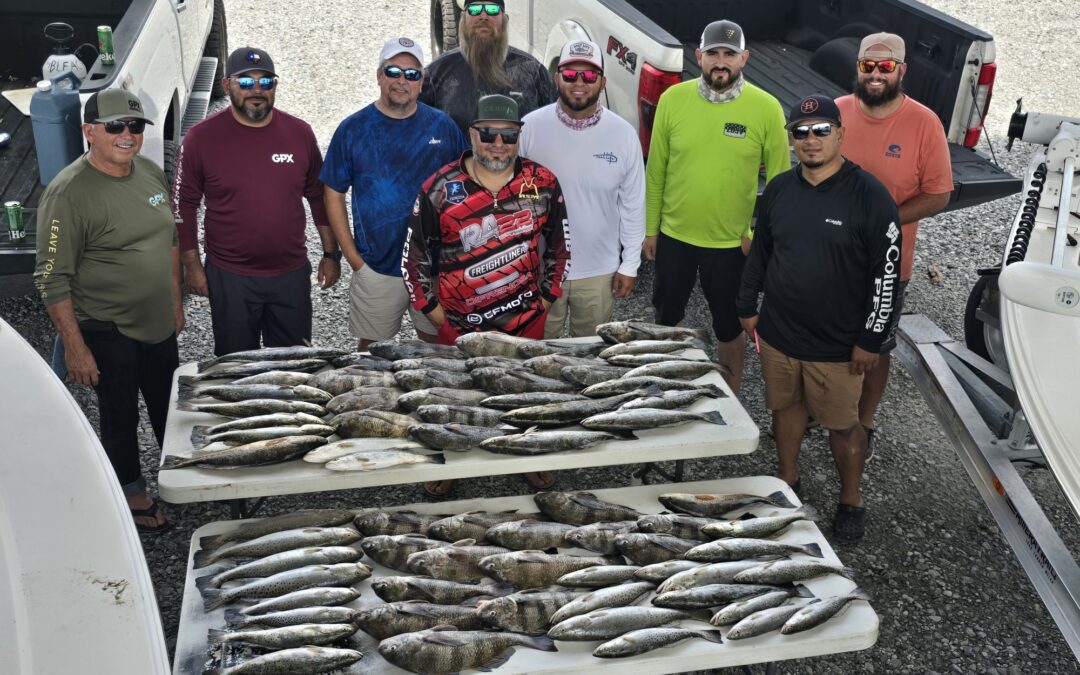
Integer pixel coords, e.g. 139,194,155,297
204,0,228,98
431,0,461,59
964,273,1008,369
163,139,179,188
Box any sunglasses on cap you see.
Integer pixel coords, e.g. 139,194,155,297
560,68,601,84
234,76,277,90
472,126,519,144
99,119,147,135
857,59,901,74
383,65,422,81
791,123,834,140
466,3,502,16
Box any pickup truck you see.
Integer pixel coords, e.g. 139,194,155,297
431,0,1020,211
0,0,227,297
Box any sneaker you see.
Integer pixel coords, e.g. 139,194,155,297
833,504,867,540
864,427,876,464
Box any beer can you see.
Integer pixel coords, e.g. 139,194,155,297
97,26,115,66
5,201,26,243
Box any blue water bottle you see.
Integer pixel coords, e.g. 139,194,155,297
30,72,85,186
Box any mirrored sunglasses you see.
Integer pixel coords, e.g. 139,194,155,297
791,123,834,140
383,65,422,81
235,76,277,90
560,68,601,84
101,119,146,135
472,126,519,144
466,3,502,16
857,59,900,74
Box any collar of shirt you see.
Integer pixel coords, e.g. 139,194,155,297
698,74,745,104
556,103,603,130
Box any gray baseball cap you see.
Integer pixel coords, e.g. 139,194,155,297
83,89,154,124
700,20,746,53
473,94,522,126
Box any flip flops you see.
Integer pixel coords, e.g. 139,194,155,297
131,499,171,535
423,480,456,500
523,471,556,491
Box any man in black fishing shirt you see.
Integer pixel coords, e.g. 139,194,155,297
736,95,901,541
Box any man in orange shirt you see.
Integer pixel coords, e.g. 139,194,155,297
835,32,952,460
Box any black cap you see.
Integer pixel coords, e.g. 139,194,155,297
473,94,522,126
227,47,276,77
787,94,842,130
700,20,745,53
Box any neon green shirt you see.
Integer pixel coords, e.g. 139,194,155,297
646,79,790,248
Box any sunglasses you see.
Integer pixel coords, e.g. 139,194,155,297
383,65,422,81
791,123,834,140
560,68,601,84
466,3,502,16
100,119,146,135
234,76,277,90
473,126,519,144
857,59,901,74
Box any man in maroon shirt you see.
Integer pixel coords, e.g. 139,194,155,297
173,47,341,355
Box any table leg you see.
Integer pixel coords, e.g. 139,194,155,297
632,460,687,484
229,499,247,519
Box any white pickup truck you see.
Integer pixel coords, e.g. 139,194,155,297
0,0,227,297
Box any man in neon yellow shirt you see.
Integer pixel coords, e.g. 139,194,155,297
644,19,790,392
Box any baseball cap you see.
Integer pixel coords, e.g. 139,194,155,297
473,94,522,126
859,32,906,62
558,39,603,71
227,47,276,77
83,89,154,124
786,94,842,130
700,20,745,53
380,36,424,66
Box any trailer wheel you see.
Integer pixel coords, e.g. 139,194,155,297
431,0,461,59
964,274,1008,369
163,139,179,188
204,0,228,98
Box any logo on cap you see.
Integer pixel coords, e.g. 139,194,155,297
725,28,736,39
569,41,593,57
128,99,142,112
247,51,261,64
801,98,820,114
399,37,415,47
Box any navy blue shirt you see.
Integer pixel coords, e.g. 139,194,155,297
321,102,467,276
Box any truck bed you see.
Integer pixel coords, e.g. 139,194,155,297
0,77,42,295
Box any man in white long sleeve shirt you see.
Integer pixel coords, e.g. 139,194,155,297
520,39,645,338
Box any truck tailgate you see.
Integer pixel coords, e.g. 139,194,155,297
0,78,41,286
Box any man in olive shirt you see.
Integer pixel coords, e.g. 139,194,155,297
34,89,184,535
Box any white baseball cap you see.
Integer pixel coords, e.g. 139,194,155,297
379,36,424,66
558,39,604,71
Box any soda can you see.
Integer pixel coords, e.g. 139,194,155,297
5,201,26,243
97,26,115,66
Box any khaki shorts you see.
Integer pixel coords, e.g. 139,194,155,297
544,273,615,339
349,264,436,341
758,338,863,430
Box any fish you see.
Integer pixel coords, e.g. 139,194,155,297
596,320,709,345
464,356,525,370
194,526,361,568
658,490,797,518
196,546,362,588
549,581,656,625
201,646,363,675
622,359,730,380
331,353,394,370
332,409,418,439
635,513,720,541
354,602,485,640
560,364,634,387
652,583,812,609
593,627,724,658
599,339,701,359
391,357,470,373
780,588,872,634
557,564,643,587
207,623,358,649
547,607,708,641
479,428,633,456
235,587,360,616
203,412,328,435
516,339,608,358
408,423,507,451
369,339,466,361
613,533,699,565
309,369,398,394
606,352,701,367
197,346,347,372
535,491,643,526
502,368,580,393
499,390,656,428
230,370,316,387
394,368,476,391
564,521,640,554
657,561,765,594
200,563,373,611
224,606,359,629
415,404,505,427
731,559,858,585
522,354,606,379
456,332,535,359
355,510,447,537
427,510,537,542
580,408,726,432
477,589,584,634
726,604,806,640
634,559,704,583
407,540,511,582
184,359,328,383
189,424,335,450
480,391,587,410
198,510,358,551
712,587,818,626
325,449,445,472
619,387,725,410
378,627,557,675
684,539,824,563
303,438,426,463
176,399,328,418
372,577,515,604
361,535,451,572
478,550,623,588
484,520,573,550
325,386,402,415
160,435,328,471
397,388,490,411
470,367,522,394
177,382,332,404
703,504,821,539
582,377,725,398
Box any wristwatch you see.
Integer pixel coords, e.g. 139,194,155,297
323,250,342,262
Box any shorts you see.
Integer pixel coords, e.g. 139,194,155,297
544,273,615,339
349,264,436,341
206,260,312,356
877,280,908,353
758,338,863,431
652,232,745,342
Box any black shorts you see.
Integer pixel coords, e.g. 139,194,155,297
205,260,313,356
652,232,746,343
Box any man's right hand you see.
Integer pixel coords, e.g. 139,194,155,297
739,314,758,338
427,305,447,329
66,340,100,387
642,235,658,261
183,260,209,296
347,252,365,273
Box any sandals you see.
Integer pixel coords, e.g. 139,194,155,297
423,480,456,500
523,471,556,491
131,500,171,535
833,503,867,540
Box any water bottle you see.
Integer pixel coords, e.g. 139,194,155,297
30,74,85,186
42,23,88,88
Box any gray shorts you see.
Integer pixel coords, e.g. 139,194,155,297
349,264,436,341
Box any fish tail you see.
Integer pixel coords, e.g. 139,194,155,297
803,542,824,559
194,573,221,595
849,586,873,602
794,584,816,598
206,628,231,645
160,454,192,471
524,634,558,652
797,504,822,521
190,426,211,450
223,609,247,628
177,380,198,403
203,590,229,612
700,411,726,425
177,375,200,388
702,383,726,397
766,490,797,509
196,356,222,372
176,401,202,413
490,582,516,597
198,533,230,550
429,452,446,465
697,629,724,644
839,566,860,581
192,548,217,569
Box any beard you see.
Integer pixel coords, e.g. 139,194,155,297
459,16,512,91
230,90,273,122
703,65,739,92
558,87,601,113
854,76,903,107
475,150,514,173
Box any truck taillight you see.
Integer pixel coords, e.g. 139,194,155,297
963,62,997,148
638,63,681,157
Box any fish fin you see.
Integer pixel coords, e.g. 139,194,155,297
429,452,447,465
192,548,216,569
202,590,228,612
839,566,859,581
460,596,483,607
700,411,726,426
766,490,797,509
190,426,211,450
196,356,223,372
642,384,664,397
222,609,246,628
206,628,230,645
794,584,816,598
797,504,822,521
803,542,824,559
194,573,220,594
451,539,477,547
684,609,714,622
697,629,724,644
176,380,199,403
198,533,231,550
489,582,516,597
738,512,756,521
526,632,559,652
398,604,439,617
514,551,553,563
849,587,873,602
523,426,540,435
160,454,192,471
610,430,638,441
177,374,199,388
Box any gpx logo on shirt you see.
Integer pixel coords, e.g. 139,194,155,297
272,154,295,164
148,193,167,207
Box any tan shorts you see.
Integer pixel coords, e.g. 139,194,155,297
758,338,863,430
349,264,436,341
544,273,615,339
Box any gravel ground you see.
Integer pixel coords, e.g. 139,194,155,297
2,0,1079,672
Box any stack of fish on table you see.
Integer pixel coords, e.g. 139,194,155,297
163,321,736,474
189,487,870,674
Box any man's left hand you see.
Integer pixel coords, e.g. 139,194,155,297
318,258,341,289
174,304,186,335
611,273,637,299
850,346,879,375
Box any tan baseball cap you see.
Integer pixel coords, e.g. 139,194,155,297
83,89,154,124
859,33,905,62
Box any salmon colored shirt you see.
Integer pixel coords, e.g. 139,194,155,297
836,94,953,281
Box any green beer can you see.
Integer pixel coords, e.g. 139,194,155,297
97,26,115,66
5,201,26,243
